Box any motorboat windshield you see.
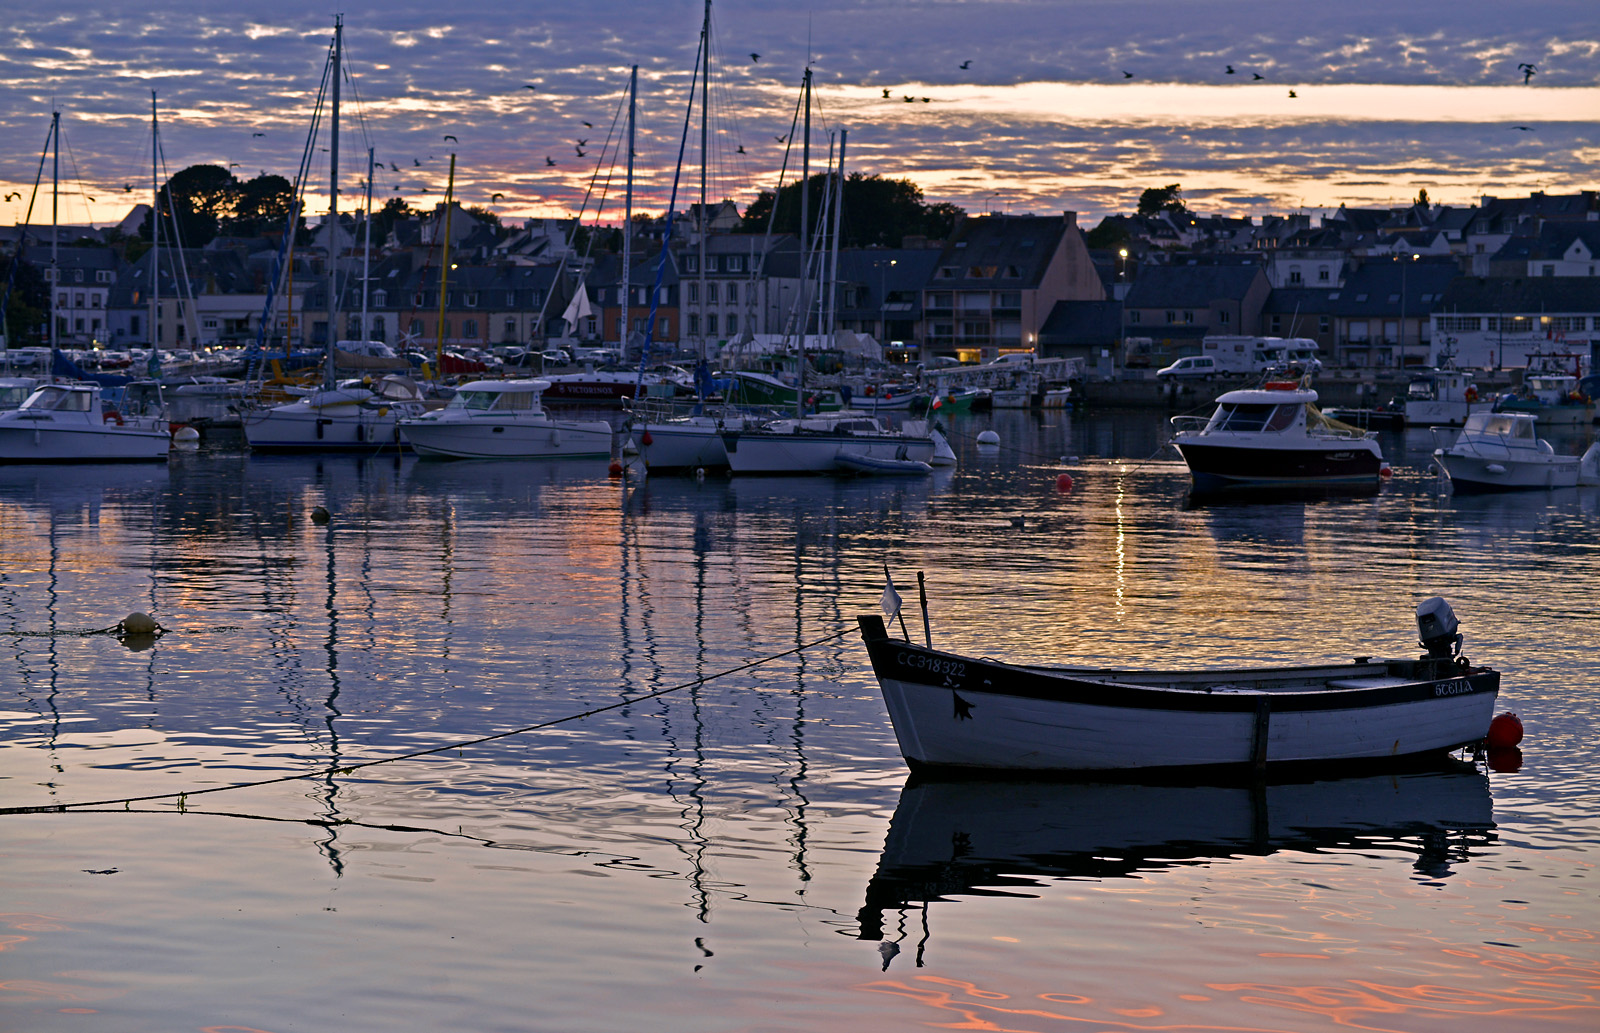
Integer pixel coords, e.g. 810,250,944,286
1206,401,1298,433
21,385,94,412
1462,412,1537,443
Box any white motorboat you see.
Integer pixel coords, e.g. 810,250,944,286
1170,379,1384,494
243,374,429,453
1403,368,1493,427
0,382,170,463
399,380,613,460
1432,411,1580,493
857,596,1498,774
720,411,936,475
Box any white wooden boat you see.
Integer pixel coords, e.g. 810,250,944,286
721,411,936,474
856,597,1498,774
0,383,170,463
1170,380,1384,494
399,379,612,459
1432,411,1579,493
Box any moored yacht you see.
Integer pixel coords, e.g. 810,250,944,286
1432,411,1579,493
399,379,613,459
1170,379,1384,494
242,374,429,453
720,411,936,475
0,382,170,463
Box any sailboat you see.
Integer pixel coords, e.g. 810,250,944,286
243,17,429,454
1,113,168,463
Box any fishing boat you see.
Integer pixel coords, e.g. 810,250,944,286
721,411,937,474
1495,370,1594,427
0,382,170,463
1403,367,1494,427
398,380,612,459
1170,378,1384,494
1431,411,1580,493
856,595,1499,774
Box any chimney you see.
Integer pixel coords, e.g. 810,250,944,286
1062,211,1077,230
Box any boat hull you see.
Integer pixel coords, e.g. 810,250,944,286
722,431,936,474
857,616,1498,774
1433,451,1579,493
1174,441,1382,493
630,417,747,471
401,418,613,460
0,421,169,463
243,406,407,453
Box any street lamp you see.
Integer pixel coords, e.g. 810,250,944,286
983,191,1001,216
1118,247,1129,281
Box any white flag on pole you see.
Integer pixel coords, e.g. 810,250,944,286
881,571,902,618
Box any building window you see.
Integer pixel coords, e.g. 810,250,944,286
688,314,699,335
463,318,478,338
937,267,958,279
373,290,387,307
707,313,718,335
1317,268,1330,282
97,270,113,283
74,269,84,283
465,292,479,307
1289,267,1303,284
91,295,102,308
726,282,738,304
372,316,386,340
58,293,68,307
684,256,697,273
1269,315,1282,333
504,318,516,337
1164,310,1175,323
1182,311,1194,324
1548,316,1586,332
1318,315,1330,333
131,315,141,336
1542,265,1555,277
726,313,737,334
1435,316,1482,333
440,320,452,339
413,292,425,306
203,318,219,330
706,283,718,304
1218,310,1230,326
728,255,744,272
1129,311,1141,324
687,283,698,304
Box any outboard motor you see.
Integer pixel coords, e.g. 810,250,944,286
1416,596,1463,660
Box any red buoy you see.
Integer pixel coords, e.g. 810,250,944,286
608,460,625,478
1487,711,1523,749
1379,463,1394,478
640,430,654,446
1055,472,1074,493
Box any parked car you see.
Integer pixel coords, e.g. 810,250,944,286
1156,356,1220,380
540,348,571,365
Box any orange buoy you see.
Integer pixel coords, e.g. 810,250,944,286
1055,472,1074,492
608,460,624,478
1487,711,1523,749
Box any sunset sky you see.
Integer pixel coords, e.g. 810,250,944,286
2,0,1596,232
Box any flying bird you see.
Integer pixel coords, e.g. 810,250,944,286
903,95,914,102
1511,125,1534,131
123,183,133,192
1226,65,1235,74
4,192,19,201
575,147,586,157
1252,72,1264,80
749,52,760,62
576,138,587,146
523,84,537,90
1122,70,1133,78
1288,89,1297,98
546,156,556,166
491,192,504,200
736,145,745,154
582,121,592,128
1517,62,1537,84
921,97,931,102
393,185,401,190
774,134,787,143
252,132,265,137
229,162,240,167
959,60,970,70
390,162,400,172
444,134,458,142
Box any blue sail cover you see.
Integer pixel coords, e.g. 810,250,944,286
52,348,132,387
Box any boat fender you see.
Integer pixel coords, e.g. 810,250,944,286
1464,386,1478,402
1379,463,1393,478
103,410,125,426
641,429,653,446
608,460,624,478
1487,712,1523,749
551,428,562,447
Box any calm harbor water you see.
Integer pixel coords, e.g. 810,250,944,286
2,410,1597,1033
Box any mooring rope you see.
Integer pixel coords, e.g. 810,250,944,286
0,626,854,816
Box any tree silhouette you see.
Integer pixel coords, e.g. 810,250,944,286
739,173,963,247
1137,184,1187,216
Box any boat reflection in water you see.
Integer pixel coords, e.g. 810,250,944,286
857,765,1493,950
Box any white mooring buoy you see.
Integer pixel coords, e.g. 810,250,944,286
976,430,1000,446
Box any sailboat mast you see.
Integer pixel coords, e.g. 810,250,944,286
49,111,58,354
797,68,811,417
325,14,342,387
697,0,710,368
826,129,846,347
361,146,373,341
150,93,159,354
622,64,635,357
